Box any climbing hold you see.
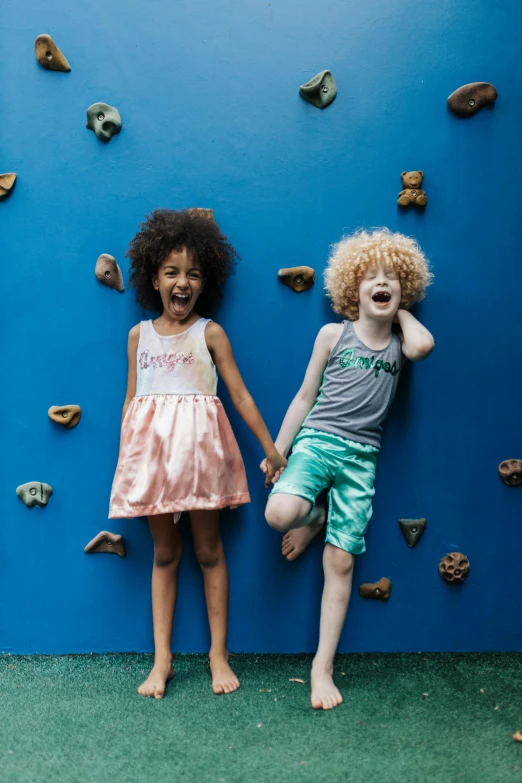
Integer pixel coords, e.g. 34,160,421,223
187,208,214,220
359,577,392,601
95,254,124,292
34,34,71,72
48,405,82,429
438,552,470,585
278,266,315,293
84,531,126,557
16,481,53,508
447,82,497,118
0,174,16,199
299,70,337,109
398,518,427,548
86,103,122,142
498,459,522,487
398,171,428,208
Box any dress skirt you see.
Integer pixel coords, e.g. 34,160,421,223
109,394,251,518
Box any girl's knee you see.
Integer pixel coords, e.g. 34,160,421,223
154,543,182,569
194,542,223,569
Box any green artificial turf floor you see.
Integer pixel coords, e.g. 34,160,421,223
2,652,522,783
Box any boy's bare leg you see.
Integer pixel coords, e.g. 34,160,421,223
265,494,326,560
190,509,239,695
138,513,182,699
311,543,354,710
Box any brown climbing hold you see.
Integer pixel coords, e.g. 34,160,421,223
498,460,522,487
187,208,215,220
34,34,71,72
359,577,392,601
447,82,497,118
438,552,470,585
278,266,315,293
398,171,428,208
48,405,82,429
95,254,124,293
84,531,126,557
0,174,16,199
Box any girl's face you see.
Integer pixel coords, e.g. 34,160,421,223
153,248,204,321
356,264,401,321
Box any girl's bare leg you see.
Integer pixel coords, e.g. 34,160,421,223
138,513,182,699
190,509,239,695
311,543,354,710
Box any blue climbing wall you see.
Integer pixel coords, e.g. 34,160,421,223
2,0,521,654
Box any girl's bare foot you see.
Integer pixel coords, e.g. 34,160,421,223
281,506,326,561
310,663,343,710
209,651,240,695
137,657,174,700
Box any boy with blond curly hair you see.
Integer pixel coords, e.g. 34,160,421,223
262,228,434,711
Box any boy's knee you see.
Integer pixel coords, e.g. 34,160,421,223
326,546,354,577
265,499,291,532
194,543,222,569
154,544,182,569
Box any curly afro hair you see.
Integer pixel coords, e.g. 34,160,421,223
127,209,239,316
324,228,433,320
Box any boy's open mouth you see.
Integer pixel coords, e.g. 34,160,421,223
372,291,391,303
171,293,190,313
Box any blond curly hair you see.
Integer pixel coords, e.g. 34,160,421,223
324,228,433,320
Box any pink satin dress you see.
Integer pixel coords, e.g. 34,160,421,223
109,318,250,519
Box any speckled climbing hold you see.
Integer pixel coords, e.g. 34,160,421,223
95,254,124,292
84,531,126,557
399,518,427,548
438,552,470,585
48,405,82,429
447,82,497,118
0,174,16,199
187,208,214,220
16,481,53,508
299,70,337,109
359,577,392,601
34,34,71,72
498,459,522,487
278,266,315,293
398,171,428,208
86,103,122,142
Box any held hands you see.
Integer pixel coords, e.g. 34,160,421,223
260,450,287,488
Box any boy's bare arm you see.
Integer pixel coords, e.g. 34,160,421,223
274,324,341,457
396,310,434,361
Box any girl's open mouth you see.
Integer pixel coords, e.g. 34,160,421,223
171,293,190,314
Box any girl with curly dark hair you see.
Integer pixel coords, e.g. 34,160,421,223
108,209,286,699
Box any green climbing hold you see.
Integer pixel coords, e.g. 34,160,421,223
16,481,53,508
86,103,122,142
299,70,337,109
398,518,427,548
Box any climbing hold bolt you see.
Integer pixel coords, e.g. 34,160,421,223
299,70,337,109
16,482,53,508
86,103,122,142
84,531,126,557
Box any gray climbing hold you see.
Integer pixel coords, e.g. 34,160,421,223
16,481,53,508
84,531,126,557
86,103,122,142
398,518,427,548
95,254,124,292
299,70,337,109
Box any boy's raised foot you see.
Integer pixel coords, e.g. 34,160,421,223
310,663,343,710
209,650,240,695
137,656,174,699
281,506,326,561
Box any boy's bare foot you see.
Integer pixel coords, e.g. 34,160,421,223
281,506,326,561
209,651,240,695
137,658,174,700
310,663,343,710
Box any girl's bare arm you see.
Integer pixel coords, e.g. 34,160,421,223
205,322,287,485
121,325,139,425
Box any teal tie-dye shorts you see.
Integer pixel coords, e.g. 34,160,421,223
269,427,379,555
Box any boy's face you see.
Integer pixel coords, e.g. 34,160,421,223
356,264,401,321
153,248,204,321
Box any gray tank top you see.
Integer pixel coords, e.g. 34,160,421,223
304,320,403,448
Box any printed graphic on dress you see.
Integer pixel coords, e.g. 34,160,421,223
139,350,194,372
339,348,399,378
